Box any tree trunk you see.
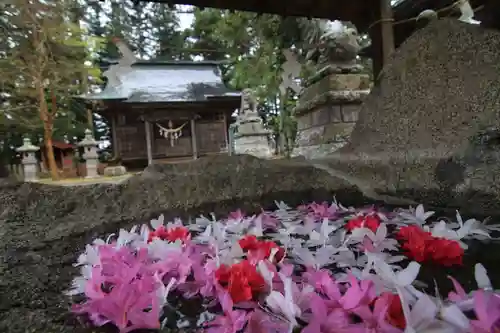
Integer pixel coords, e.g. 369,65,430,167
86,108,94,130
44,125,59,181
37,80,59,180
279,89,292,158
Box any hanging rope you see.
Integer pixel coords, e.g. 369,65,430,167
367,0,484,31
156,121,188,147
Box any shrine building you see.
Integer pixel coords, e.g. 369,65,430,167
82,59,240,167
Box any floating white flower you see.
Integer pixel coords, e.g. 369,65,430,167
265,273,301,333
398,204,435,225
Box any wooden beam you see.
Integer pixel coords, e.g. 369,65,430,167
145,120,153,165
141,111,194,121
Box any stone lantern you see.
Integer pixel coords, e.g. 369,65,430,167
78,129,99,178
16,137,40,182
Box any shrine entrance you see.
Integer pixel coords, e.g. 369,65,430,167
83,58,240,167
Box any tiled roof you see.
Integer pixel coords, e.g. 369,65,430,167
82,62,240,103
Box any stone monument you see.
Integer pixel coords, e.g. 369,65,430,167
293,22,370,159
78,129,99,178
16,137,40,182
233,89,273,158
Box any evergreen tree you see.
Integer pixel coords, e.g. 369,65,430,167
103,1,135,59
151,4,188,60
130,1,154,58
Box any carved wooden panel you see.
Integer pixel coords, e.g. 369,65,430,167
152,137,192,158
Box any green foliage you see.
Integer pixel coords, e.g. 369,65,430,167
151,3,189,60
0,1,369,164
0,0,104,167
189,10,323,155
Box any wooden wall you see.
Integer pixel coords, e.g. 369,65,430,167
196,112,227,154
114,112,148,160
112,107,229,161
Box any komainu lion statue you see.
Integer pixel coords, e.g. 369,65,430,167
305,21,363,68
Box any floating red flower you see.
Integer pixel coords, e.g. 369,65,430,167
238,235,260,252
238,235,285,263
426,238,463,266
379,292,406,329
148,226,191,243
215,260,265,303
345,215,381,233
397,225,463,266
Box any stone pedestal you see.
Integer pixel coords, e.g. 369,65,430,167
16,137,40,182
233,89,273,158
293,72,370,159
78,129,99,178
234,132,272,158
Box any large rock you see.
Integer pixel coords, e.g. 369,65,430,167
313,19,500,217
0,154,363,333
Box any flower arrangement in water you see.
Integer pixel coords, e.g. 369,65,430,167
67,200,500,333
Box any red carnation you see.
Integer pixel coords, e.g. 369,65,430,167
215,260,265,303
255,240,285,263
346,215,381,233
238,235,285,264
148,225,191,243
380,292,406,329
239,235,260,251
426,238,463,266
397,225,463,266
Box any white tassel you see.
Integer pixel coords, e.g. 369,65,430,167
457,0,481,25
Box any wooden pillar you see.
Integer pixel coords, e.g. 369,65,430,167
369,29,384,83
145,120,153,165
190,118,198,160
223,113,229,151
111,114,119,158
380,0,395,65
368,0,395,84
